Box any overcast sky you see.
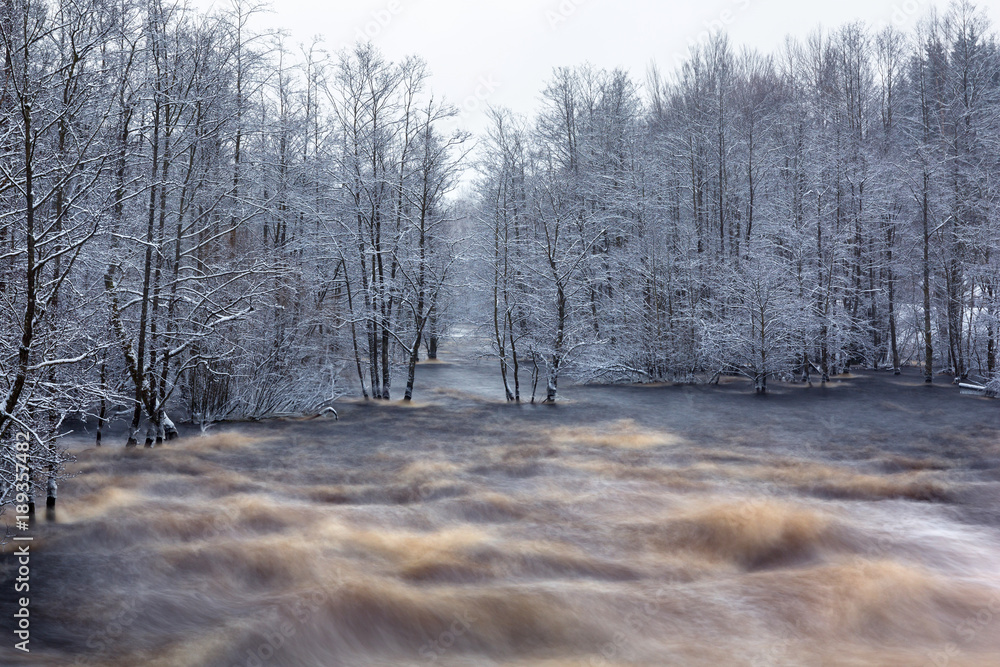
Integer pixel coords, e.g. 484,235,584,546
195,0,998,190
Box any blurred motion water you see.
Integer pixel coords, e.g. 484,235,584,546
3,340,1000,666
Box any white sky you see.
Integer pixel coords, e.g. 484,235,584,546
195,0,1000,190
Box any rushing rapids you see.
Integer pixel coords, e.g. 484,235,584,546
3,344,1000,666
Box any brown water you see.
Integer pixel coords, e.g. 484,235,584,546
4,345,1000,666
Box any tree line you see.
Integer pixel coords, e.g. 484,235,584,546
470,1,1000,399
1,0,998,518
0,0,465,517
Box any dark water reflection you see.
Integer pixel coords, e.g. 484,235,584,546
3,340,1000,666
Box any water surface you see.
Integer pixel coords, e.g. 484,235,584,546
3,344,1000,666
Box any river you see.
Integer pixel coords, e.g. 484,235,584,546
2,339,1000,666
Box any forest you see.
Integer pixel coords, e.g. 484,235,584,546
1,0,999,515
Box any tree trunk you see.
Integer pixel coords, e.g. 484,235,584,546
922,171,933,384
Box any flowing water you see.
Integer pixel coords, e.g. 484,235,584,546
3,340,1000,666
